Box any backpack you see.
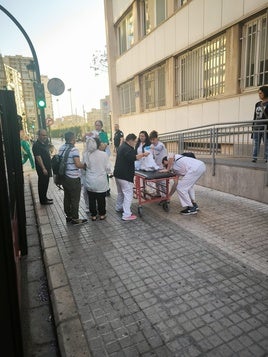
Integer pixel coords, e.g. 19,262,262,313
51,145,72,187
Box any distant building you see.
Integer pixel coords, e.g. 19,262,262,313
2,55,54,133
104,0,268,135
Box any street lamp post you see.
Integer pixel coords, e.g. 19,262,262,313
0,5,46,129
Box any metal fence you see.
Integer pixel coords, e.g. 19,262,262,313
159,120,268,161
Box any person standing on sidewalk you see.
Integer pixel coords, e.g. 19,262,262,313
251,85,268,163
32,129,53,205
113,124,124,153
162,154,206,215
114,133,149,221
59,132,87,225
84,137,112,221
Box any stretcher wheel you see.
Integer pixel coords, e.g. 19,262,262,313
162,201,169,212
138,206,143,217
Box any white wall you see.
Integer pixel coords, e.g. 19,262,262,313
119,92,258,136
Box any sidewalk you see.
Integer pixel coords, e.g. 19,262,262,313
28,171,268,357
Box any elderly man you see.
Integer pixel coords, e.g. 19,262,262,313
32,129,53,205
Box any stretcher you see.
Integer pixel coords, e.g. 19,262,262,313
134,170,176,217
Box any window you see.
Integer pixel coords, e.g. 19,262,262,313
141,64,166,110
176,34,226,102
175,0,189,9
241,13,268,88
118,10,134,55
119,80,136,114
140,0,166,36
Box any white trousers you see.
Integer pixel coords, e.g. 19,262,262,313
176,162,206,207
115,178,134,219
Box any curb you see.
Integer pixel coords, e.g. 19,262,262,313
29,175,92,357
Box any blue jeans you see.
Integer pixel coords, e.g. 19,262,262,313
252,131,268,160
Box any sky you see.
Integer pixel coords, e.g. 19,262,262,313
0,0,109,117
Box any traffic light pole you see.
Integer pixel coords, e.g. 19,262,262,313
0,5,46,129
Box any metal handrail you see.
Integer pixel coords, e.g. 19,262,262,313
159,120,268,183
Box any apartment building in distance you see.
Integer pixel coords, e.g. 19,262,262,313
104,0,268,135
2,55,53,132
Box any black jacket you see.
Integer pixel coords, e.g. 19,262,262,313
114,142,136,182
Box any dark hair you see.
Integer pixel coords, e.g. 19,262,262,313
95,120,103,127
162,156,168,164
135,131,151,152
65,131,75,143
259,86,268,98
125,133,137,141
149,130,158,140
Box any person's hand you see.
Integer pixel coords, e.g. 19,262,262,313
159,169,168,172
143,151,150,157
42,168,48,175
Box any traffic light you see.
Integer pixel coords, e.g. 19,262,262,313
34,82,46,109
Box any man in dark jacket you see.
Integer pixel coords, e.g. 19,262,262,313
32,129,53,205
114,133,148,221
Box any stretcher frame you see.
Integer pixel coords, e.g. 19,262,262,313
134,170,176,216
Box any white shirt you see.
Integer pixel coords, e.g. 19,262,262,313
84,150,112,192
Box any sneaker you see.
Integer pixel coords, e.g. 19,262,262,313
193,202,199,211
252,159,257,163
66,217,72,223
180,206,197,215
122,214,137,221
71,218,88,225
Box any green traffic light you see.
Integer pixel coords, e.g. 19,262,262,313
37,99,46,108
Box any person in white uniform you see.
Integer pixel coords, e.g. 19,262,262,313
162,153,206,215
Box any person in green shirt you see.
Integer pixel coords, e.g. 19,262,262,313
20,130,35,169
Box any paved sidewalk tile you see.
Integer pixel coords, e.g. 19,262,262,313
31,174,268,357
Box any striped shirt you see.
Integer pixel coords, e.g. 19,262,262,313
58,144,81,178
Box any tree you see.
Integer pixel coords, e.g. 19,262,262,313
90,49,108,76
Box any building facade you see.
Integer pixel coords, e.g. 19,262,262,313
2,55,53,133
104,0,268,135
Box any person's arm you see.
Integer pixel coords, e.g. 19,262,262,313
119,132,124,145
73,156,86,169
136,151,149,160
35,156,48,175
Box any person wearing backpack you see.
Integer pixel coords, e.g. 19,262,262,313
58,132,87,225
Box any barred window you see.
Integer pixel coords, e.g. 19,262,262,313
141,64,166,110
175,34,226,102
119,80,136,114
118,10,134,55
241,13,268,88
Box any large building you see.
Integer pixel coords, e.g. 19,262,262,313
104,0,268,135
2,55,54,133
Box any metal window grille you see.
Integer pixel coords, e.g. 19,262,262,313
176,34,226,102
119,80,136,114
141,64,166,110
241,13,268,88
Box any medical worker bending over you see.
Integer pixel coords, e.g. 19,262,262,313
162,153,206,215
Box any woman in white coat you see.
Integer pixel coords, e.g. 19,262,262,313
83,137,112,221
